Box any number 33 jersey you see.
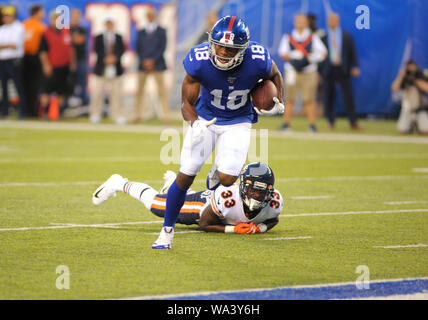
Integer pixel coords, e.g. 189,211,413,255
183,41,273,125
209,184,283,225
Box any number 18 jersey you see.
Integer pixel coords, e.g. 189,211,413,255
183,41,273,125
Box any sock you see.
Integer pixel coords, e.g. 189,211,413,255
123,181,158,210
163,180,187,228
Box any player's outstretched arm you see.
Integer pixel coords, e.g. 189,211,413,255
199,204,227,233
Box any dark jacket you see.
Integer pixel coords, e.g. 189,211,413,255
320,30,358,78
93,33,125,76
136,26,167,71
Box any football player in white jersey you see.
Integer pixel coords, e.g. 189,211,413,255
92,163,283,235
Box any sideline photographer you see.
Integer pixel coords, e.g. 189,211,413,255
391,60,428,134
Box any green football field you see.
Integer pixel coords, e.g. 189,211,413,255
0,117,427,299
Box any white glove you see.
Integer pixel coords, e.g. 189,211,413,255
254,97,285,116
191,117,217,144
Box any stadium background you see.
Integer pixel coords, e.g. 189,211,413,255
6,0,428,118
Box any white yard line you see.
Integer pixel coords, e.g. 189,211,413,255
353,292,428,300
0,156,160,163
1,153,428,163
384,201,427,205
2,120,428,144
145,230,202,235
373,243,427,249
1,208,427,233
413,168,428,173
119,277,428,300
259,236,312,241
291,195,333,200
1,174,428,188
0,220,163,232
281,208,428,218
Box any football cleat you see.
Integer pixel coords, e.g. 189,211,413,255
152,226,174,249
206,163,220,190
159,170,177,195
92,174,127,206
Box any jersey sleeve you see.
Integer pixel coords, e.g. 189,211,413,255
266,189,284,219
248,42,273,79
182,44,209,80
210,185,239,220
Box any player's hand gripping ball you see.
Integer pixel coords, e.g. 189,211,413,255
251,80,284,115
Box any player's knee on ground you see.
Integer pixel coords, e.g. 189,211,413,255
218,172,238,186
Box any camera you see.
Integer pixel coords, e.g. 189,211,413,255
401,67,424,89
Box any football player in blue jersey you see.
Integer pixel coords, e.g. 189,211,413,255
152,16,285,249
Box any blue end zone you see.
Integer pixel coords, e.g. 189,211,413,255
158,278,428,300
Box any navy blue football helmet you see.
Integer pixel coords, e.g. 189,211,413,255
208,15,250,70
239,162,275,219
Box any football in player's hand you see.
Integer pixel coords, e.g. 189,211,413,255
251,79,278,111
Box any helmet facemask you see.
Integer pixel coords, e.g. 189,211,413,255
208,29,248,70
241,180,273,219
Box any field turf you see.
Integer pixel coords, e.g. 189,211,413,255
0,117,427,299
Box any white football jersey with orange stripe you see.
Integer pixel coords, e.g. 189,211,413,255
210,184,283,225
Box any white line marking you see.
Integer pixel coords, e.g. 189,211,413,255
3,120,428,144
118,277,428,300
0,220,163,232
1,174,428,188
0,156,160,163
280,208,428,218
2,208,427,233
259,236,312,241
145,230,202,235
0,180,163,187
268,130,428,145
2,153,428,163
272,154,428,160
373,243,427,249
291,196,333,200
413,168,428,173
353,292,428,300
277,175,428,182
0,181,101,187
384,201,427,205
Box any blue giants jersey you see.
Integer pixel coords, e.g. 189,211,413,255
183,41,273,125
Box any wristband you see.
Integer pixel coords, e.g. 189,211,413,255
258,223,267,233
224,225,235,233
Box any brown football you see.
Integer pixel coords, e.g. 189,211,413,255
251,79,277,111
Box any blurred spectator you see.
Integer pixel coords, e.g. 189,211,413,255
0,6,25,119
320,13,361,130
22,4,46,117
134,7,169,123
39,10,76,118
308,13,325,114
71,8,89,107
307,13,326,39
196,11,219,44
392,60,428,134
90,16,125,124
278,13,327,132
